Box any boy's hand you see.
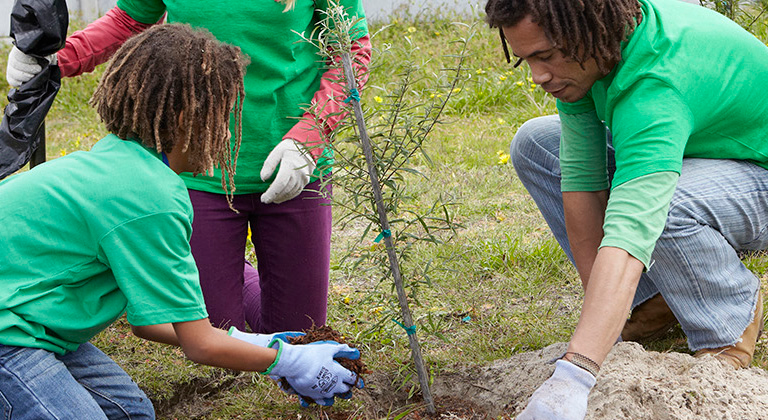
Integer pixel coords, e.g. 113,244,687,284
266,339,363,407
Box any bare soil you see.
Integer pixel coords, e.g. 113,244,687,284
355,342,768,419
156,341,768,419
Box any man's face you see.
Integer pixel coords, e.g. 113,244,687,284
502,16,608,103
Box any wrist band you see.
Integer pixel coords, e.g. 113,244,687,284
563,352,600,377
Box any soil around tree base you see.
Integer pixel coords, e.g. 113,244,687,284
360,341,768,419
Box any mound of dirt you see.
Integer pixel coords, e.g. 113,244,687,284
363,342,768,419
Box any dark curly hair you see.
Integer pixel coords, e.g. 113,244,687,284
485,0,642,73
90,23,249,202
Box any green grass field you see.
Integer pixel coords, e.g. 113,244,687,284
1,7,767,419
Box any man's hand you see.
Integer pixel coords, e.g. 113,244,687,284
228,326,304,347
260,139,315,204
517,360,596,420
267,339,363,407
6,46,57,87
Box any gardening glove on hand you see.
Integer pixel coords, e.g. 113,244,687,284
6,46,57,87
228,326,304,348
260,139,315,204
266,339,363,407
516,359,596,420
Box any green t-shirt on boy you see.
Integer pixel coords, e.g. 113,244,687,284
0,135,207,354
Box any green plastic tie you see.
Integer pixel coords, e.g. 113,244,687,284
374,229,391,243
344,88,361,103
392,318,417,335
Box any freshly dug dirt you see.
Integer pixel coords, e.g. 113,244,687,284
361,342,768,419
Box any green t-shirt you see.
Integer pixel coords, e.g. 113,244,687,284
116,0,369,194
0,135,207,354
556,0,768,266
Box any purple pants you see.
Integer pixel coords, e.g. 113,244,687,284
188,181,331,333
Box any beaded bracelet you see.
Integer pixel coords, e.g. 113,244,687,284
563,352,600,378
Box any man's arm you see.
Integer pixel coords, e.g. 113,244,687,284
563,190,641,366
567,247,643,365
563,190,608,288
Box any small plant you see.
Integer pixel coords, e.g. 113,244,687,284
295,1,476,414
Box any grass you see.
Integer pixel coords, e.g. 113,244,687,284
1,8,768,419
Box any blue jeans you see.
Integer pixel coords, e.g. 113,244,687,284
0,342,154,419
511,115,767,350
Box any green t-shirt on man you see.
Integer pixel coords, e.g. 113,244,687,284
556,0,768,266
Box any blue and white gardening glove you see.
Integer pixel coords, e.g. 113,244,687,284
6,46,56,87
265,339,363,407
227,326,304,347
260,139,315,204
516,360,596,420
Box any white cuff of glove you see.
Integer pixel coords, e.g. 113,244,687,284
228,326,272,348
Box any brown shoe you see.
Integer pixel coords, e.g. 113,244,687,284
694,290,764,369
621,293,679,343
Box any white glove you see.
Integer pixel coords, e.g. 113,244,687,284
260,139,315,204
228,326,304,347
516,359,596,420
6,46,57,87
266,339,362,407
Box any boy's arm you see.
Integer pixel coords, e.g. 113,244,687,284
171,319,277,372
130,323,182,346
131,319,279,372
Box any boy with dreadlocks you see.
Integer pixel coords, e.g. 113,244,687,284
0,24,362,417
485,0,768,418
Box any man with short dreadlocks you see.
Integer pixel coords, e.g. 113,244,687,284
0,25,363,417
485,0,768,418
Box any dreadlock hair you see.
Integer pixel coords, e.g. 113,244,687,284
279,0,296,11
90,23,248,205
485,0,642,73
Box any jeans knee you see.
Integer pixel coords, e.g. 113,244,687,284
510,115,561,178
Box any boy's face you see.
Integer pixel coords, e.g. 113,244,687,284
502,15,607,103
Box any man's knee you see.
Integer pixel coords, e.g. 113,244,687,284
509,115,561,169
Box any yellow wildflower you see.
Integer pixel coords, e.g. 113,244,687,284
497,150,510,164
407,26,416,33
497,118,506,125
60,149,67,156
531,83,537,88
452,87,462,93
374,96,383,103
499,75,507,81
476,68,486,75
516,81,524,87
